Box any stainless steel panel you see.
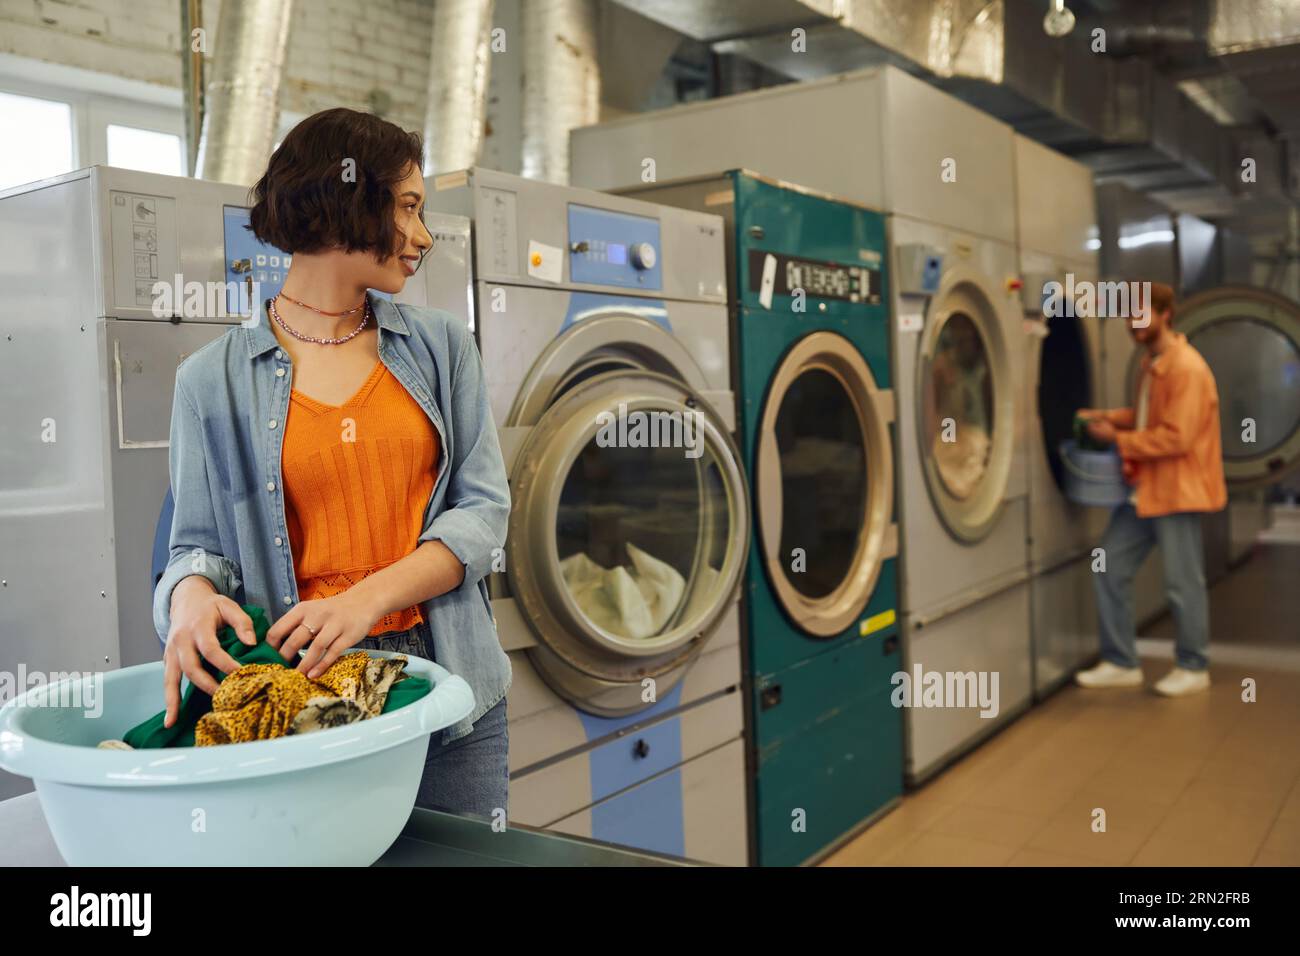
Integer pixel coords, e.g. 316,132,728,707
429,168,728,303
1013,136,1098,263
105,318,229,667
571,65,1019,242
1030,555,1099,699
1,174,114,800
545,737,748,866
901,579,1033,784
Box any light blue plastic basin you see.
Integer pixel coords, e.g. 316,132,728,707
0,651,474,866
1059,439,1129,507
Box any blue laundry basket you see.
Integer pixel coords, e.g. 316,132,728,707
1058,439,1129,507
0,651,474,866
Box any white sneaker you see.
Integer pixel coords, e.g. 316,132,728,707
1153,667,1210,697
1075,661,1144,689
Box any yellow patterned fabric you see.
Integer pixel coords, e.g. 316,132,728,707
193,651,406,746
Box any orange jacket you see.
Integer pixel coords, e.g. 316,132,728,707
1104,333,1227,518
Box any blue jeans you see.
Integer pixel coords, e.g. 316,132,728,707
359,621,509,820
1093,503,1210,671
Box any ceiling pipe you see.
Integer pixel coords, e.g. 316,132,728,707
195,0,294,186
424,0,496,175
521,0,601,184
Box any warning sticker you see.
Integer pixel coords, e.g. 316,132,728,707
860,608,897,637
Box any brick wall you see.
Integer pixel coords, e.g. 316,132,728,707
0,0,436,133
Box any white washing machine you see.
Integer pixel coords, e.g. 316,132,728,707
423,168,750,865
1014,135,1105,698
572,64,1034,784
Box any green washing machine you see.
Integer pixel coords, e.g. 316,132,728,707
622,172,902,865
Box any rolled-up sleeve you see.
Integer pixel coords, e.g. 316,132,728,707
418,328,511,588
1116,368,1205,461
151,373,242,644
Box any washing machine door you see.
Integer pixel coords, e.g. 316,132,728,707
1037,311,1100,492
1177,286,1300,489
916,267,1016,542
506,368,750,716
755,331,895,637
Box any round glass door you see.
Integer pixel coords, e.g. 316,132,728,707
757,331,894,637
927,312,995,500
1179,286,1300,489
507,368,749,714
917,278,1014,541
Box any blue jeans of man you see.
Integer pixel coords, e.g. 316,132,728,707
359,621,509,820
1093,503,1210,671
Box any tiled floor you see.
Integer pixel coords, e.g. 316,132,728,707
824,544,1300,867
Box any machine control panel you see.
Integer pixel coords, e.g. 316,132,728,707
567,203,662,290
896,242,943,296
223,206,292,316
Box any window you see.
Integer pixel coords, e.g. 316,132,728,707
107,124,184,176
0,91,74,190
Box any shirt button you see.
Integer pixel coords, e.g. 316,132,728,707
276,368,285,378
266,481,276,492
275,350,284,360
268,420,277,429
283,596,292,606
275,536,283,546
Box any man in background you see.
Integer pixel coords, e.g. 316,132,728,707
1074,281,1227,697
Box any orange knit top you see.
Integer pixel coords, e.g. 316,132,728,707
282,359,439,637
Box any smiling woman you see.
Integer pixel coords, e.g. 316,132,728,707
151,107,512,819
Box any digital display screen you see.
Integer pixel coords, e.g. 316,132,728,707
746,249,880,304
607,242,627,265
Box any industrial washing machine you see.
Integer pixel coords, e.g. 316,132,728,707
574,63,1033,785
1175,286,1300,495
604,170,902,866
424,168,751,865
0,165,466,802
1014,136,1104,698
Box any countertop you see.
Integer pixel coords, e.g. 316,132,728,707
0,791,692,867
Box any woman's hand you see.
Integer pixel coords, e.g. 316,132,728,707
1075,407,1105,421
163,577,257,728
266,590,381,679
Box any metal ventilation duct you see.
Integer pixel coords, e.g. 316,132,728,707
521,0,601,183
196,0,294,186
610,0,1272,201
425,0,496,175
1209,0,1300,193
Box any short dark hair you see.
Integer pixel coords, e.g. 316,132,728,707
248,108,424,256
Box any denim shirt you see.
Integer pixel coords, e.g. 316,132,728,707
151,293,512,742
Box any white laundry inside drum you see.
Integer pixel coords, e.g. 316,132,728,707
561,543,709,639
928,314,994,501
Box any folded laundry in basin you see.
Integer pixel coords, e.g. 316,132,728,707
118,605,430,749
